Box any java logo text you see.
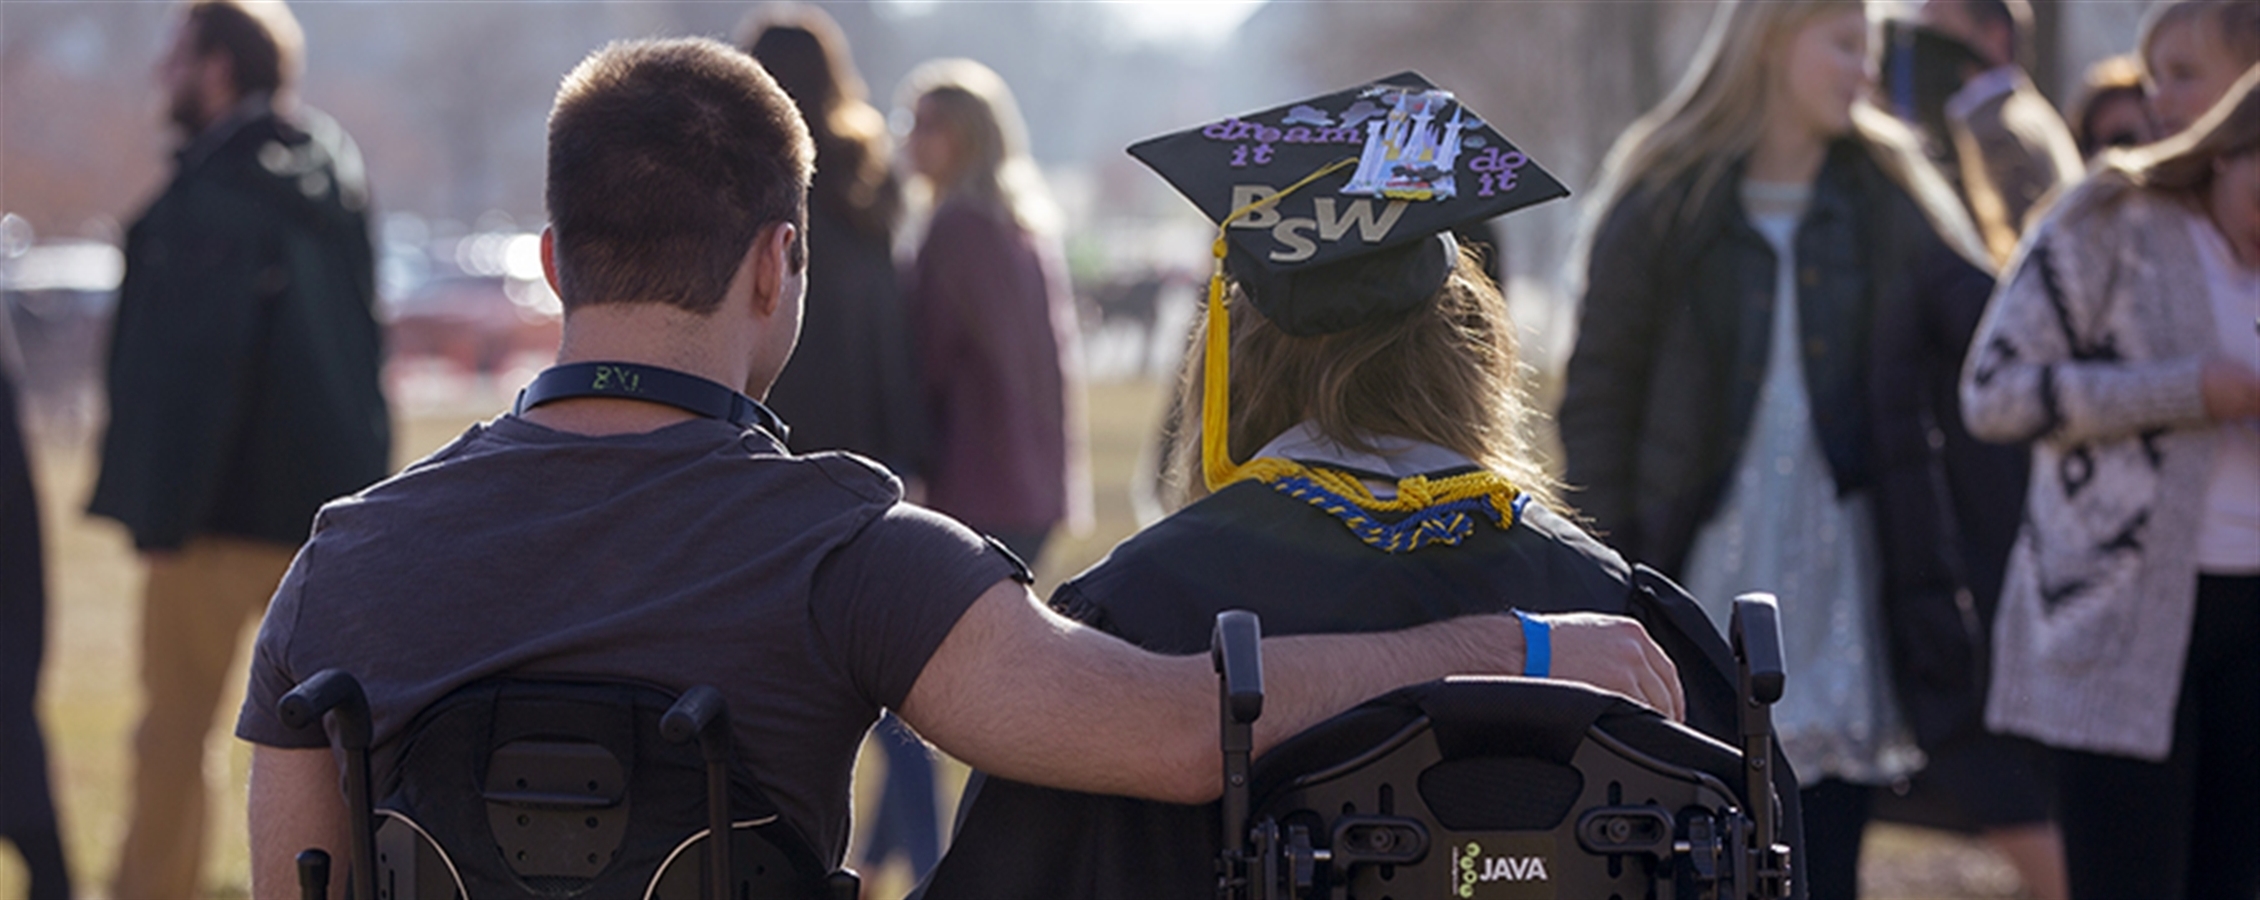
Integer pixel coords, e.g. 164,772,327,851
1453,841,1550,897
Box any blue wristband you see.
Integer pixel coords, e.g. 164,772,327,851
1513,609,1550,678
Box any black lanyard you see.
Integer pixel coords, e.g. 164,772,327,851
514,361,790,444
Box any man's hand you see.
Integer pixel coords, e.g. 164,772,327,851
1533,611,1684,722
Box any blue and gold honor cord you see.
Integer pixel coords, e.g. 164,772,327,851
1199,159,1527,554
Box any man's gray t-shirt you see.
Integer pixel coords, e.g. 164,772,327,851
234,415,1015,861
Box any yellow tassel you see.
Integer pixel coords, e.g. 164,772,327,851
1200,157,1356,492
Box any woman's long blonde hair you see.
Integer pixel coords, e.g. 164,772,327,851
898,58,1060,235
1573,0,1985,272
1160,247,1564,514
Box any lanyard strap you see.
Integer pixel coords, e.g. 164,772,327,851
515,361,790,443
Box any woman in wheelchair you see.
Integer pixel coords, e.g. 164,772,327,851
922,75,1800,899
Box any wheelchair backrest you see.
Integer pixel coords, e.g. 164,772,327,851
284,673,850,900
1243,678,1764,900
1214,598,1793,900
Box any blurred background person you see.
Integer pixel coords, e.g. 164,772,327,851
87,1,390,896
1881,13,1987,175
1917,0,2082,265
741,5,923,478
1559,2,1994,895
740,6,938,887
897,58,1088,567
2139,0,2260,138
1963,67,2260,900
1868,8,2071,899
2067,55,2158,160
1,271,69,900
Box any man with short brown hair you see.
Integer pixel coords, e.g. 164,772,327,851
93,2,388,895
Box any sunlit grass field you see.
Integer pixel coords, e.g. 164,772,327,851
4,376,2028,899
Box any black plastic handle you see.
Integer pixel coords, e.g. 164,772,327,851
1731,594,1786,706
1212,609,1265,899
662,685,726,746
663,685,733,900
296,849,329,900
1212,609,1264,725
279,669,371,750
1731,592,1791,898
278,671,374,900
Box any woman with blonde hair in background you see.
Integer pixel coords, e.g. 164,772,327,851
2138,0,2260,138
1558,1,2044,896
898,58,1088,568
1963,67,2260,900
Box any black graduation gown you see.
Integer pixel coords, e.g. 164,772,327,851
920,468,1803,899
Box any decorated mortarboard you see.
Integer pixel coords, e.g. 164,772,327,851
1132,74,1565,545
1129,71,1568,337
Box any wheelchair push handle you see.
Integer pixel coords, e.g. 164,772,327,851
1730,594,1785,707
278,670,377,900
296,849,328,900
661,684,735,900
1212,609,1264,725
280,668,372,750
661,685,730,755
1212,609,1264,899
1731,593,1793,899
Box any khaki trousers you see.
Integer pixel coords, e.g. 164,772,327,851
110,536,297,900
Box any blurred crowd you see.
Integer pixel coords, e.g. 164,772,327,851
1,1,2255,898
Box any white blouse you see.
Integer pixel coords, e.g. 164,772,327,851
2184,208,2260,573
1681,179,1921,787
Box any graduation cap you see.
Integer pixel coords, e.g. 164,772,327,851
1129,71,1567,337
1131,73,1568,492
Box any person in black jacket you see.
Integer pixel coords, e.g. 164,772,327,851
1,314,69,899
1558,1,1995,896
89,2,389,896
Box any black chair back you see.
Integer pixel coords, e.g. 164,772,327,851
282,673,859,900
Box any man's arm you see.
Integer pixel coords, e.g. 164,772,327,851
899,580,1681,806
249,744,348,900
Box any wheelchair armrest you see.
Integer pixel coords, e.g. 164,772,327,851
280,669,371,750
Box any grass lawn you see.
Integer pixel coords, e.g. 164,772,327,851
3,376,2028,899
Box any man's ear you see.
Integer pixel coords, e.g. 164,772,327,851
746,221,799,317
539,227,564,298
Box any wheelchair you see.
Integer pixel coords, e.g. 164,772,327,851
278,672,859,900
1211,595,1795,900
